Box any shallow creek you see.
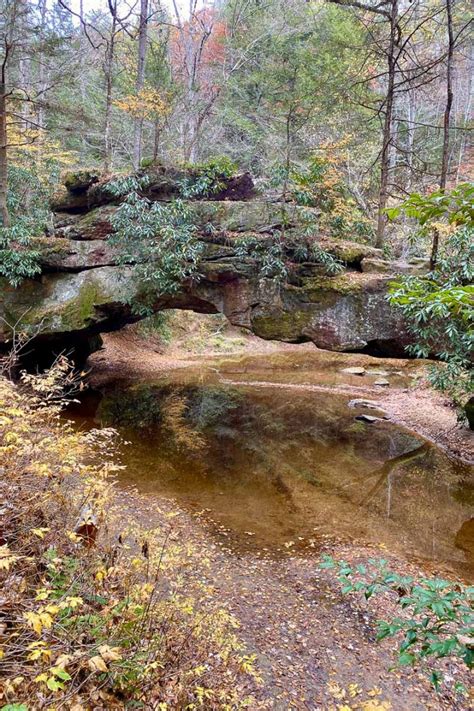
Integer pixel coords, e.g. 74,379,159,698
69,355,474,581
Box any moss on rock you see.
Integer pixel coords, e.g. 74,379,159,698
251,309,311,341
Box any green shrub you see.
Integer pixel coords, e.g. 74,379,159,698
388,226,473,409
320,555,473,692
106,175,204,315
235,227,343,285
179,156,238,198
0,165,55,286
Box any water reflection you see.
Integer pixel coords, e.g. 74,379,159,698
69,378,474,580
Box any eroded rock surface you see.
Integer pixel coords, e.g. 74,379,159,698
0,185,417,361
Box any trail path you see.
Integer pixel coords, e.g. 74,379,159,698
119,493,471,710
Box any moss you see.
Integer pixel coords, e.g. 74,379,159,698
35,237,70,256
317,238,380,264
64,170,99,193
17,277,112,334
251,309,310,340
301,272,380,295
303,275,360,294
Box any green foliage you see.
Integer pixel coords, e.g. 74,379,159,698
235,213,344,285
106,176,204,315
320,555,474,690
388,225,473,408
0,165,57,286
386,183,474,229
179,156,238,198
235,234,289,283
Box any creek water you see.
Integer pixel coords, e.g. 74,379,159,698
69,356,474,580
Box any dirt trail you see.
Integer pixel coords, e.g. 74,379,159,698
117,493,471,710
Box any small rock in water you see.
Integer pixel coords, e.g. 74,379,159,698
366,369,389,377
348,398,379,409
374,379,390,386
341,366,366,376
355,414,379,423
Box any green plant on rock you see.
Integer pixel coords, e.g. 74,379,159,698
388,226,473,410
179,156,238,199
0,165,56,286
320,555,473,692
107,175,204,315
235,227,343,285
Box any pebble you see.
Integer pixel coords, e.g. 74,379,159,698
355,414,379,424
374,379,390,386
340,366,366,375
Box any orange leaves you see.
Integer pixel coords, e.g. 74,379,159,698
170,8,226,94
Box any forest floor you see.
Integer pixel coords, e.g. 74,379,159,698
113,489,472,710
88,313,473,464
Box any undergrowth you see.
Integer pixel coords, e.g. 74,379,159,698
0,362,260,709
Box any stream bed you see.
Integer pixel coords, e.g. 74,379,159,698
69,360,474,580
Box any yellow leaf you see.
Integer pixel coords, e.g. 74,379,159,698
88,655,108,673
348,683,362,697
95,567,107,583
98,644,122,662
65,596,83,609
0,544,20,570
35,673,49,684
24,611,43,635
368,688,382,697
66,530,82,543
327,681,346,700
31,527,50,539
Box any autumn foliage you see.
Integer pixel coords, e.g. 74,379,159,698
0,365,260,709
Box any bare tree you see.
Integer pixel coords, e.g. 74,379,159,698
375,0,400,247
59,0,135,172
440,0,454,190
132,0,149,169
0,40,11,227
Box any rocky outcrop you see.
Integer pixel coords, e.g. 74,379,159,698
0,187,417,363
53,167,257,213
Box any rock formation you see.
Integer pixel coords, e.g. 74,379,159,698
0,170,421,363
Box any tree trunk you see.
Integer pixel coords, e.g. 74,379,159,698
152,121,161,162
37,0,47,134
440,0,454,190
430,0,454,270
0,78,10,228
405,87,415,190
132,0,149,170
375,0,399,248
103,15,117,174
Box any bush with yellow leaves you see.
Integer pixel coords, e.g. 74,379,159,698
0,365,260,709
